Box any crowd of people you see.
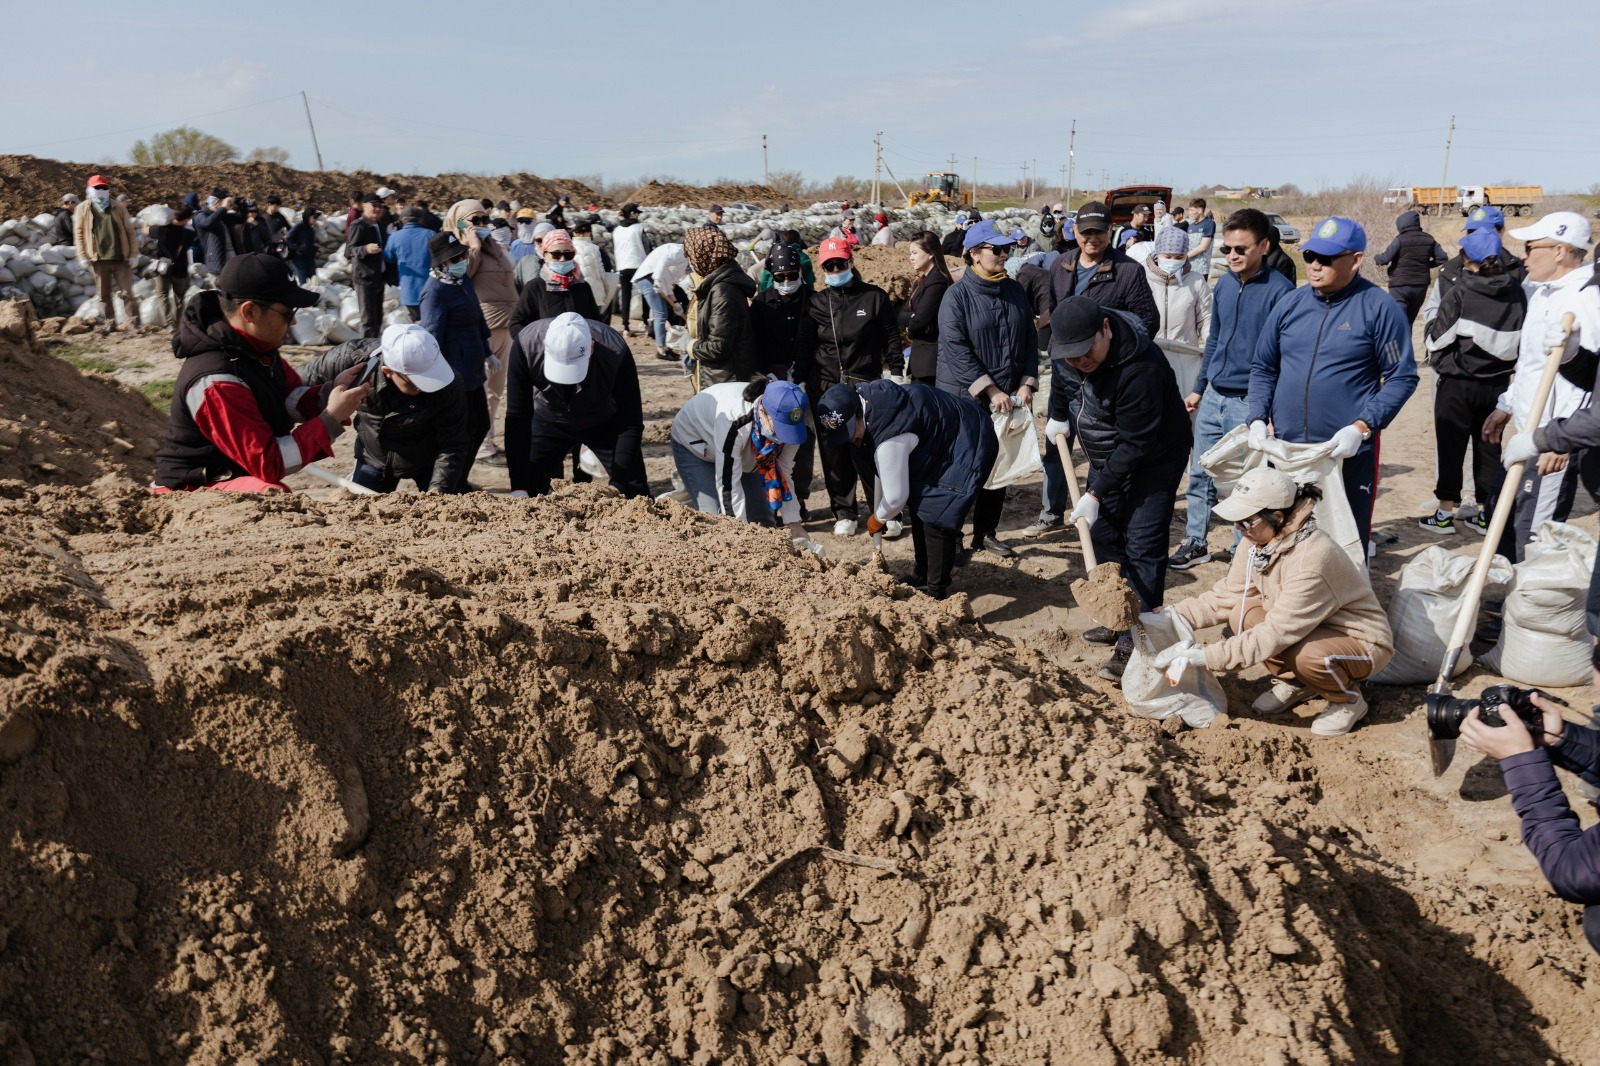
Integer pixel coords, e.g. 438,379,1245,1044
72,165,1598,956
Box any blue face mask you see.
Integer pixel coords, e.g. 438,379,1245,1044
446,260,469,278
825,269,853,288
549,259,576,275
475,227,492,241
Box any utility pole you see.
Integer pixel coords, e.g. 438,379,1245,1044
1020,162,1028,202
973,155,978,205
762,134,769,186
301,90,324,171
1059,165,1067,202
1066,120,1076,207
1032,158,1038,200
872,131,883,207
1438,115,1456,217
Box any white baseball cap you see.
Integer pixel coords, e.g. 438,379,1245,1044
375,185,395,199
1214,467,1298,523
544,312,593,385
379,324,454,393
1508,211,1591,252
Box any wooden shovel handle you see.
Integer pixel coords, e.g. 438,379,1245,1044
1052,433,1097,569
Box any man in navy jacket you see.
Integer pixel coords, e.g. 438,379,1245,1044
1462,683,1600,956
1248,216,1419,553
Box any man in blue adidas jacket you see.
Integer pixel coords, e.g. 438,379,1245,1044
1247,216,1419,552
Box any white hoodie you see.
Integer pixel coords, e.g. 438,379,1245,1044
612,220,650,271
1498,263,1600,428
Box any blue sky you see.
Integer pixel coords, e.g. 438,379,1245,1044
6,0,1593,193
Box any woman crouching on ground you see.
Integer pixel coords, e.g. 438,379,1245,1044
1167,468,1394,736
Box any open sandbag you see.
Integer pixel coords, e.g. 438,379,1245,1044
1372,545,1513,684
1481,522,1597,687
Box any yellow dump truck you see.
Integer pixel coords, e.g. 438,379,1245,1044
1459,185,1544,217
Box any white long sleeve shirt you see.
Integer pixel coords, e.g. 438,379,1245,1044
636,243,689,294
1498,263,1600,429
671,382,801,524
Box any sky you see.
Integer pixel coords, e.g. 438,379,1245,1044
5,0,1594,195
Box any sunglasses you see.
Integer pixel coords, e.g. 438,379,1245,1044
546,249,576,261
821,259,850,272
1524,242,1561,253
1235,513,1269,531
1220,243,1260,256
469,215,490,225
770,271,800,282
977,244,1011,255
1302,250,1355,267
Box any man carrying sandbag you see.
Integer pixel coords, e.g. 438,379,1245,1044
71,174,141,334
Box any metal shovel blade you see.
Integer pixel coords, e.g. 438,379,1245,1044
1429,736,1457,778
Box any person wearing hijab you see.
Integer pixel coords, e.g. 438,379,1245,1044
1143,223,1213,402
871,212,896,247
682,225,757,390
509,208,541,263
420,232,494,488
508,228,603,334
442,199,519,465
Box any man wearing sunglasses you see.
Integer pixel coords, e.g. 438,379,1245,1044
1248,217,1418,554
153,254,370,492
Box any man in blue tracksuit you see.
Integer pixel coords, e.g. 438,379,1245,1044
1169,208,1296,571
1247,216,1419,554
384,207,433,321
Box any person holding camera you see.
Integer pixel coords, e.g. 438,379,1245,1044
1167,467,1394,736
1460,683,1600,956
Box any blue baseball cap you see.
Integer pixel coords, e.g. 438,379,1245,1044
1302,216,1366,256
1460,228,1502,263
1463,205,1505,232
761,380,809,445
962,219,1018,251
815,382,863,447
1010,227,1028,242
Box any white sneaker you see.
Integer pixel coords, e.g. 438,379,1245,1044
1311,694,1368,736
1252,680,1315,715
833,519,858,537
884,519,904,539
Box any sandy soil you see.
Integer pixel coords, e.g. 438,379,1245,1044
8,270,1600,1062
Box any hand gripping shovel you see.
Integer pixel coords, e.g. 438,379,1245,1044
1427,312,1574,776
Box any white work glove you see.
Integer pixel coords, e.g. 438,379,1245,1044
1044,418,1071,443
1164,646,1208,686
1546,320,1578,361
1327,423,1364,460
1068,493,1100,527
792,536,825,560
510,489,529,499
1502,431,1538,469
1247,420,1270,450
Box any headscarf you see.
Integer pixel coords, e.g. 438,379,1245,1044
539,228,584,288
441,199,482,240
683,225,736,276
1148,225,1191,281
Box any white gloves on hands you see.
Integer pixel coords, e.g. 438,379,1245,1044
486,355,503,374
1501,431,1538,469
1247,420,1270,450
1068,493,1100,527
1044,418,1072,444
1327,424,1365,460
1546,320,1578,361
793,536,826,560
1164,646,1208,686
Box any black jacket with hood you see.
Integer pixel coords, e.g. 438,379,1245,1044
796,273,903,385
1051,309,1191,499
751,284,813,378
1374,211,1449,290
1424,265,1525,379
692,260,758,387
299,339,473,493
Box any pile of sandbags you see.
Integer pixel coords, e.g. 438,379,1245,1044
0,217,105,319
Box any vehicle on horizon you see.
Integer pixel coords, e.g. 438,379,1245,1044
1264,212,1299,244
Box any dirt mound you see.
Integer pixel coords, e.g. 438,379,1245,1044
625,179,788,209
0,154,606,219
807,243,966,303
0,308,164,487
2,470,1595,1063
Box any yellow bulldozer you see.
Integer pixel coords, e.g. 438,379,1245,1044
908,172,973,209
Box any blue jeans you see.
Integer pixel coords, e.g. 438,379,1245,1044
671,439,773,525
1184,388,1249,542
635,275,670,349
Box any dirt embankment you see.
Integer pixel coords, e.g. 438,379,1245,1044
625,180,789,209
0,348,1597,1065
0,155,607,218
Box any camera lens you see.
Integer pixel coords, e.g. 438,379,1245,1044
1425,692,1473,740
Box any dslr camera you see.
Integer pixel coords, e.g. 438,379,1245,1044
1426,683,1567,776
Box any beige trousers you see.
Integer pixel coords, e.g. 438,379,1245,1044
1234,593,1373,703
93,260,139,327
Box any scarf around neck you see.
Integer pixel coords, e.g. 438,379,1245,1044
748,405,790,512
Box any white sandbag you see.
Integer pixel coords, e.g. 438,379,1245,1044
290,315,326,345
59,246,76,260
132,279,156,299
139,296,165,328
1200,427,1362,566
984,406,1042,489
31,213,56,231
1481,522,1596,687
383,309,411,326
1121,611,1224,729
8,257,35,278
37,246,64,265
137,204,175,226
72,298,99,320
322,314,358,344
0,269,13,285
1372,546,1512,684
27,272,57,294
665,324,690,354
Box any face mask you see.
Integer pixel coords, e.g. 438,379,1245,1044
517,223,536,242
475,227,492,241
775,278,803,296
446,260,469,278
1159,257,1185,276
90,190,110,208
825,269,853,288
549,259,576,276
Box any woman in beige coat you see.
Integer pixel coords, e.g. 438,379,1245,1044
1169,467,1394,737
442,199,519,463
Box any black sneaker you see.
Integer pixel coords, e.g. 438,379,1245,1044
975,534,1017,559
1168,538,1212,570
1083,626,1122,646
1419,511,1456,535
1460,511,1489,535
1098,644,1131,681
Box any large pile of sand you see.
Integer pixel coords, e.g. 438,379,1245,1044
1,355,1596,1065
625,180,788,209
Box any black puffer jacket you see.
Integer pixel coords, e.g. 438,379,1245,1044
1373,211,1448,289
508,275,602,335
1052,309,1191,499
751,285,813,379
299,340,473,493
897,270,951,380
795,274,902,385
1047,247,1161,339
692,261,758,387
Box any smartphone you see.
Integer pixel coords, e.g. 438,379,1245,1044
351,355,380,389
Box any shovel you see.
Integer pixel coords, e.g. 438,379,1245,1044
1053,433,1143,638
303,463,380,495
1428,311,1574,776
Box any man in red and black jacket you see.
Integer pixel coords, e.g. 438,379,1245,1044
152,253,370,492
